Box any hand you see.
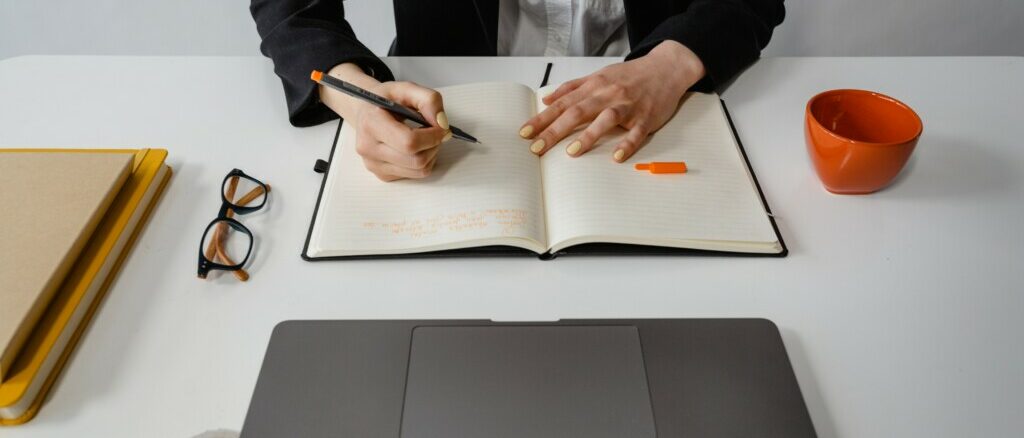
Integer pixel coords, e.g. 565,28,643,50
519,41,706,162
320,64,452,182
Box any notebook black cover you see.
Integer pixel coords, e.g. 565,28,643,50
301,99,787,261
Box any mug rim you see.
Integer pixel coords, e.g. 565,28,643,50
806,89,923,147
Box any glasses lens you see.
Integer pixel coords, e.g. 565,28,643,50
223,174,266,210
201,219,253,268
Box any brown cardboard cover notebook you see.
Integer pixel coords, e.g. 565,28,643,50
0,151,132,382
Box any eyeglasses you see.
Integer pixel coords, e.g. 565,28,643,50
197,169,270,281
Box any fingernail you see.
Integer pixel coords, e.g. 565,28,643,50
614,149,626,162
566,141,582,156
519,125,534,138
443,130,453,142
436,111,450,130
530,139,545,154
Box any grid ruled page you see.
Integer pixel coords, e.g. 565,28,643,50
309,82,547,257
539,92,780,253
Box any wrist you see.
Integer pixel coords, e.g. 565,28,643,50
646,40,706,93
319,63,381,120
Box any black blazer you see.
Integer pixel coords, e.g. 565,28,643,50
251,0,785,127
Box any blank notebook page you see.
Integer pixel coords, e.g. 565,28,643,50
309,82,547,256
539,92,780,253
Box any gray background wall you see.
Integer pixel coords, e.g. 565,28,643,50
1,0,1022,60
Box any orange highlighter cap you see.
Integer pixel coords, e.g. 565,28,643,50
310,70,324,82
635,162,687,174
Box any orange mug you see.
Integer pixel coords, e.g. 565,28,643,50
805,89,923,194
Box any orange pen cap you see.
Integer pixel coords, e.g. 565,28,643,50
634,162,687,174
310,70,324,82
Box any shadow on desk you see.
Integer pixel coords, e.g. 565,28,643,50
885,135,1018,199
782,328,838,438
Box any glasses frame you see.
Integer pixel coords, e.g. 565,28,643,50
197,169,269,280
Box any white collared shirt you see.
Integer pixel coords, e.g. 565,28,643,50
497,0,630,57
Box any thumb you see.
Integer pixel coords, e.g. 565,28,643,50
388,81,449,130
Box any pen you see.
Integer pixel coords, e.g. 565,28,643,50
634,162,688,174
311,70,479,143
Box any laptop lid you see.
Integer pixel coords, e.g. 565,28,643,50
241,319,816,438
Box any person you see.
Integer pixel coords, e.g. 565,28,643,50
251,1,784,181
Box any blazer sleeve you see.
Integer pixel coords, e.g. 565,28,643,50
626,0,785,92
250,0,395,127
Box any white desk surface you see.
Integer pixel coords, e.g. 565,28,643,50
1,55,1022,437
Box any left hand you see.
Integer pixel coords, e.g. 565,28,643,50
519,40,706,162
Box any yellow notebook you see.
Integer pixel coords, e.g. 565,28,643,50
0,149,133,382
0,148,171,425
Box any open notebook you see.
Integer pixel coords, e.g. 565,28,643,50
303,82,785,260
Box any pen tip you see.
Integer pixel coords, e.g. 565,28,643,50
310,70,323,82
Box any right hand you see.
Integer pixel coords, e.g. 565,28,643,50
320,64,452,182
